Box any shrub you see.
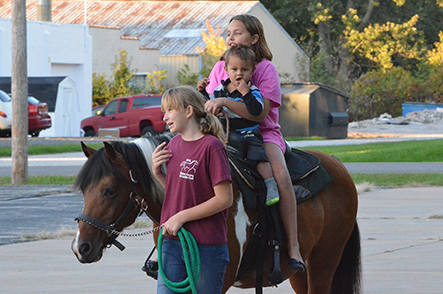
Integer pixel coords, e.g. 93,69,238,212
177,64,199,88
92,50,139,105
413,64,443,104
142,70,168,94
349,67,413,120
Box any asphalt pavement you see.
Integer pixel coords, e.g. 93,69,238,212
0,134,442,293
0,186,442,293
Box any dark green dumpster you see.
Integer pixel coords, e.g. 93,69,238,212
279,83,349,139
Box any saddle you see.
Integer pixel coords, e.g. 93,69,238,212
227,137,333,291
227,140,333,209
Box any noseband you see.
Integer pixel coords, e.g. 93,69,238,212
75,169,148,251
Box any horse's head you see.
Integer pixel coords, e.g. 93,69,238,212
71,139,164,263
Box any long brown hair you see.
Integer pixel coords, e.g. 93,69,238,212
228,14,273,62
161,86,226,144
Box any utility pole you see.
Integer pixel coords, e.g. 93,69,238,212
37,0,51,22
11,0,28,184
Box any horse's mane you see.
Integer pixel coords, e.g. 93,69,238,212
74,136,170,205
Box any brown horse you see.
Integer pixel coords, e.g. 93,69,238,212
71,135,361,294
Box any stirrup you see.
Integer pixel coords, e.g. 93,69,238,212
142,260,158,280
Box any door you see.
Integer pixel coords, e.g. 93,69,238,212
100,99,130,135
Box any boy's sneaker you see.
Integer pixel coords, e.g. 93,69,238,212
266,195,280,206
264,177,280,206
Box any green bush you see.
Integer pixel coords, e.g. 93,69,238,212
177,64,199,88
349,67,413,120
92,50,141,106
411,63,443,104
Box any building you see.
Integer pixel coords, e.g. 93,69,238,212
0,17,92,137
0,0,309,87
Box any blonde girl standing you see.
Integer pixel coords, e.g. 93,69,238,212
152,86,233,294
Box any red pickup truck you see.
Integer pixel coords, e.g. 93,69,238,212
81,94,167,137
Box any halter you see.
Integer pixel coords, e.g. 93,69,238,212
75,169,152,251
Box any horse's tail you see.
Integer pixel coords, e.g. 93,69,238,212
330,222,362,294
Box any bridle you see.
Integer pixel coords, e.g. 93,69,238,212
75,168,161,251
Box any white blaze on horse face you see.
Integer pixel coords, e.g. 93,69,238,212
233,192,250,276
72,229,81,257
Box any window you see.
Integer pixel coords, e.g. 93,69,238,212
103,100,118,115
118,99,129,113
132,97,162,109
0,91,11,102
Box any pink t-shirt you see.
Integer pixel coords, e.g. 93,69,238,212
161,134,232,245
207,59,286,152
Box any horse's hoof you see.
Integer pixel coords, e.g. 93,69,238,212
142,260,158,280
289,258,307,273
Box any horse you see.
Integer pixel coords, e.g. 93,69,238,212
71,135,361,294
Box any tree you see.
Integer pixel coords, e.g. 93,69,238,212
261,0,443,90
176,19,226,87
142,70,168,94
92,50,139,105
196,19,226,78
92,73,111,106
110,50,137,98
343,13,425,71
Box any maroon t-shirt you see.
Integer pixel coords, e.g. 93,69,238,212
160,134,232,245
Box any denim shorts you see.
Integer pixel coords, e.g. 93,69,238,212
157,238,229,294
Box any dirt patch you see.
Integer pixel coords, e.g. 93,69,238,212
348,110,443,138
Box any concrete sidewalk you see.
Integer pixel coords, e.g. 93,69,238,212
0,187,442,293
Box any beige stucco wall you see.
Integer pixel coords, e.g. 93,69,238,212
89,27,160,78
159,55,200,87
159,4,310,87
86,3,309,88
250,4,310,83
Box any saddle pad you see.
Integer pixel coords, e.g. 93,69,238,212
228,147,334,208
285,147,321,182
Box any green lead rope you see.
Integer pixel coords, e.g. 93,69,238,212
158,227,201,293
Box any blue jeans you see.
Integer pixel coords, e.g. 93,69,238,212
157,239,229,294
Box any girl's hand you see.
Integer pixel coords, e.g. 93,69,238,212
162,212,185,236
197,78,209,91
151,142,171,177
205,98,226,116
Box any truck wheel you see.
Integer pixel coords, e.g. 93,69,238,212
142,126,155,137
31,131,40,137
85,129,96,137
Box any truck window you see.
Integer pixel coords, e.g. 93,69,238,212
103,100,118,115
118,99,129,113
132,96,162,109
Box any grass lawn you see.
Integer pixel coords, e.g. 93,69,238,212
299,139,443,162
1,139,442,186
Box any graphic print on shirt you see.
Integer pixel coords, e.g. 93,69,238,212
179,158,199,180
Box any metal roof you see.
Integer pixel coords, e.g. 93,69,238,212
0,0,259,55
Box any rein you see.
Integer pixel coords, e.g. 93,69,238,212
158,227,200,293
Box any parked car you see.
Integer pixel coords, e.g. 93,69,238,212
27,96,52,137
92,105,105,116
0,90,13,137
81,94,167,137
0,90,52,137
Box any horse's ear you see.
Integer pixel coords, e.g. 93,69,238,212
104,141,125,167
81,141,96,158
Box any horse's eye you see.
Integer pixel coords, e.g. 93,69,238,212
103,187,116,197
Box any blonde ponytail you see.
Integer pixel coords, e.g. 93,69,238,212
162,86,226,144
199,112,226,144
